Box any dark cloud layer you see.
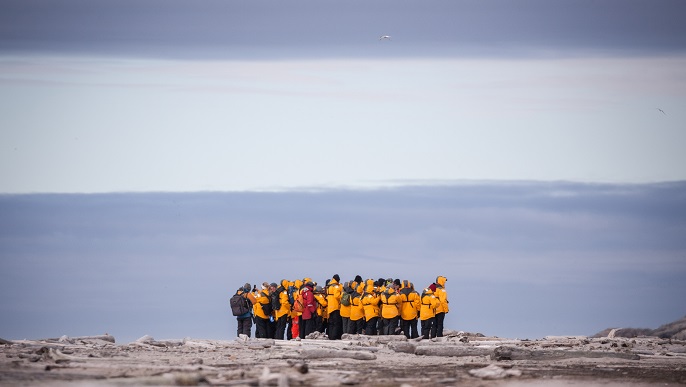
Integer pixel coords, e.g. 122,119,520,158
1,0,686,59
1,182,685,342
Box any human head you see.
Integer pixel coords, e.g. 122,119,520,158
333,274,340,282
243,283,251,292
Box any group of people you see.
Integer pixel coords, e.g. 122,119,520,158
232,274,449,341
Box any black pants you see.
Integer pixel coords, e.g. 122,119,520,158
381,317,399,335
401,318,419,339
341,317,350,336
421,317,436,339
301,317,316,338
316,316,327,333
328,310,342,340
236,317,252,337
365,317,378,335
349,318,364,334
255,316,270,338
435,312,446,337
274,315,288,340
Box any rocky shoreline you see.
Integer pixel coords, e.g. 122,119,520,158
2,330,685,386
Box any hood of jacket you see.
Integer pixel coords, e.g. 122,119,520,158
281,279,290,289
436,276,447,288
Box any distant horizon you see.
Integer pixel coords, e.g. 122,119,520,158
3,177,686,196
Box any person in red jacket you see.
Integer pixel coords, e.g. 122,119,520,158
300,281,318,338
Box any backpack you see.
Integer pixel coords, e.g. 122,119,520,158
341,292,351,306
287,286,297,306
230,293,251,316
261,295,274,316
293,292,304,313
270,291,282,312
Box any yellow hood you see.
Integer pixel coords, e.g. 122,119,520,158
436,276,447,287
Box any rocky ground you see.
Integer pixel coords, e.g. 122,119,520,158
1,330,685,386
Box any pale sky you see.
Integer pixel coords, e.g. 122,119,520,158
1,0,685,193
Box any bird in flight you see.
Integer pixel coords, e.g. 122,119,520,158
657,108,666,115
379,35,391,41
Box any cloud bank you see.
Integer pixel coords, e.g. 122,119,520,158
1,181,684,343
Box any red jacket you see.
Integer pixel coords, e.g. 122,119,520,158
301,285,317,320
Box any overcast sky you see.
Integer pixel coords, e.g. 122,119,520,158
1,1,685,342
1,0,685,192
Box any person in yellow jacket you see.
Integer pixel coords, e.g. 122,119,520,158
273,279,291,340
340,281,353,335
398,280,421,339
253,282,273,338
361,279,380,335
420,284,440,339
349,283,366,334
380,286,401,335
326,274,343,340
314,285,328,333
434,276,449,337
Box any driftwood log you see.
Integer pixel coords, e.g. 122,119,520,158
415,345,493,357
300,348,376,360
492,346,640,361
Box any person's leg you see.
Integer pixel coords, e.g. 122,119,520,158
410,318,419,339
435,312,445,337
421,319,430,339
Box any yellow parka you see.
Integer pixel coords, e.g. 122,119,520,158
380,288,401,319
253,288,272,319
350,283,366,322
326,278,342,314
361,293,379,321
419,288,440,321
398,281,421,320
434,276,449,314
340,282,352,318
314,290,328,319
275,279,291,319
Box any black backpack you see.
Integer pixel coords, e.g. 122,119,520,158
261,295,274,316
230,293,251,316
270,291,282,312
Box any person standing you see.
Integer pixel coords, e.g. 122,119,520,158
233,283,257,337
300,281,317,338
253,282,273,338
313,285,328,333
273,279,291,340
399,280,421,339
420,284,440,339
349,283,366,334
434,276,449,337
340,282,353,336
361,279,380,335
380,287,401,335
326,274,343,340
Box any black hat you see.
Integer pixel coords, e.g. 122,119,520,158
354,275,363,283
333,274,340,282
393,279,401,287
